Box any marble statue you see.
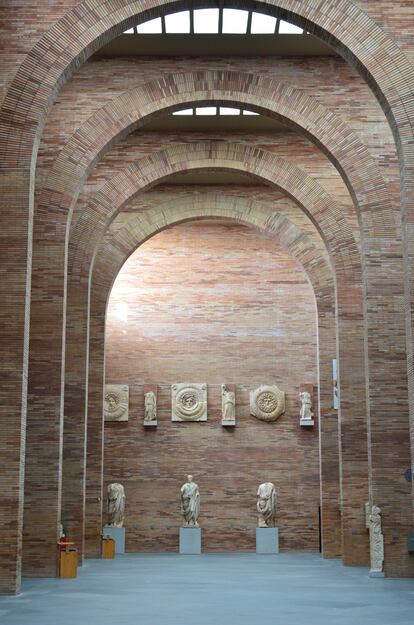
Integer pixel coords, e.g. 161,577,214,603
299,391,314,424
107,483,125,528
104,384,129,421
369,504,384,574
180,475,200,527
250,385,285,422
172,383,207,421
221,384,236,422
257,482,276,528
144,391,157,423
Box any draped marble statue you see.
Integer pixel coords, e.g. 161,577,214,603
144,391,157,423
180,475,200,527
369,504,384,575
257,482,276,528
107,483,126,528
299,391,314,426
221,384,236,422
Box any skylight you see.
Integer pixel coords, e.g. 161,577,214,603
250,12,277,34
222,9,249,34
165,10,190,33
279,20,303,34
171,107,261,116
195,106,218,115
136,17,162,34
125,9,305,36
194,9,219,33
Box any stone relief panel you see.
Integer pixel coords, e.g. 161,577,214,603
221,384,236,426
250,385,285,422
144,390,157,426
172,383,207,421
104,384,129,422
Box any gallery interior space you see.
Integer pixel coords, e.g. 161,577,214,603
1,1,414,623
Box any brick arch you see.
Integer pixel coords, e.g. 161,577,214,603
69,143,360,278
2,0,414,593
61,153,368,570
84,195,338,560
35,70,389,243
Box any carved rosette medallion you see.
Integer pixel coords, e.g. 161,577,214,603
172,383,207,421
250,385,285,422
104,384,129,422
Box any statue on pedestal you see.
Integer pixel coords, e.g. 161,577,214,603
299,391,314,421
107,483,125,528
222,385,235,422
144,391,157,423
369,504,384,574
180,475,200,527
257,482,276,528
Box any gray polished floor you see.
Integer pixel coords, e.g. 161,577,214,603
1,553,413,625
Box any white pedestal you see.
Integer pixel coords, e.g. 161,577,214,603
103,526,125,554
144,420,157,427
369,570,385,578
300,419,314,427
179,527,201,554
222,419,236,427
256,528,279,554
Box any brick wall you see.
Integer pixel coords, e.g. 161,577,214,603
104,221,320,552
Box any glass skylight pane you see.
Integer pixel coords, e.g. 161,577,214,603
219,107,241,115
165,11,190,33
278,20,303,34
222,9,249,34
195,107,217,115
137,17,162,34
193,9,219,33
250,12,277,34
123,27,135,34
243,110,259,115
172,109,194,115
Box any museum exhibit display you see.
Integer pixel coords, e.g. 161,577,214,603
221,384,236,426
144,390,157,427
104,385,129,422
250,386,286,422
179,475,201,554
172,384,207,422
1,3,414,624
103,483,126,554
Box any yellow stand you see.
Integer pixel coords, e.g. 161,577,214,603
102,536,116,559
59,549,78,578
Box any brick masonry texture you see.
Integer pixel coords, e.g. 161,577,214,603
1,0,414,594
104,221,320,552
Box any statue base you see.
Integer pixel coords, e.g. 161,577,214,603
300,419,314,427
369,570,385,578
221,419,236,427
179,527,201,554
144,420,157,427
256,528,279,554
103,526,125,554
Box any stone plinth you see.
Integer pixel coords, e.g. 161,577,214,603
300,419,314,427
256,528,279,554
179,527,201,554
103,526,125,554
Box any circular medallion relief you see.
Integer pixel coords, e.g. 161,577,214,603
172,384,207,421
104,385,129,421
250,385,285,422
